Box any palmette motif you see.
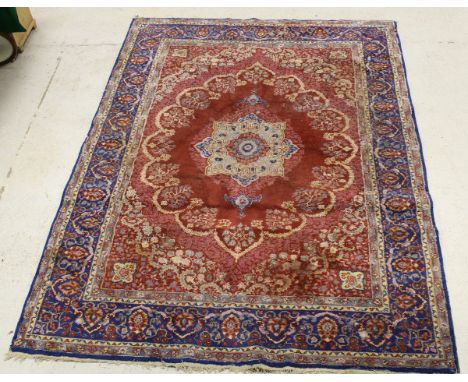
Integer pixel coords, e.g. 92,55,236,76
11,18,458,373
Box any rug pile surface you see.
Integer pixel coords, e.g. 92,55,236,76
11,18,458,373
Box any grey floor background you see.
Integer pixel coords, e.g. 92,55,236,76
0,7,467,373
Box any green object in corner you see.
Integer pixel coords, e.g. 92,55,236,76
0,7,26,33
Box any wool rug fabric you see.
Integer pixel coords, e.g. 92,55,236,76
11,18,458,373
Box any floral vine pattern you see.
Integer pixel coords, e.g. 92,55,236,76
115,185,368,298
142,60,357,260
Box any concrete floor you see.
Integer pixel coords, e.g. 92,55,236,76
0,7,467,373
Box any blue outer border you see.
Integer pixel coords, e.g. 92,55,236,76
9,16,137,360
393,21,459,373
9,18,459,374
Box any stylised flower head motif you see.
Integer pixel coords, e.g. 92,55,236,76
339,270,364,290
128,308,149,334
317,316,339,343
112,262,136,284
221,314,241,339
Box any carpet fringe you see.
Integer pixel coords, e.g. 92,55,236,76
4,351,381,373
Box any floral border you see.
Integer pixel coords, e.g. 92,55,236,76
10,18,458,373
81,38,389,312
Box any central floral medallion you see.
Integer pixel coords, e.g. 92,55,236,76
139,60,358,261
195,113,299,186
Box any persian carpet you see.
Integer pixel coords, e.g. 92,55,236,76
11,18,458,373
